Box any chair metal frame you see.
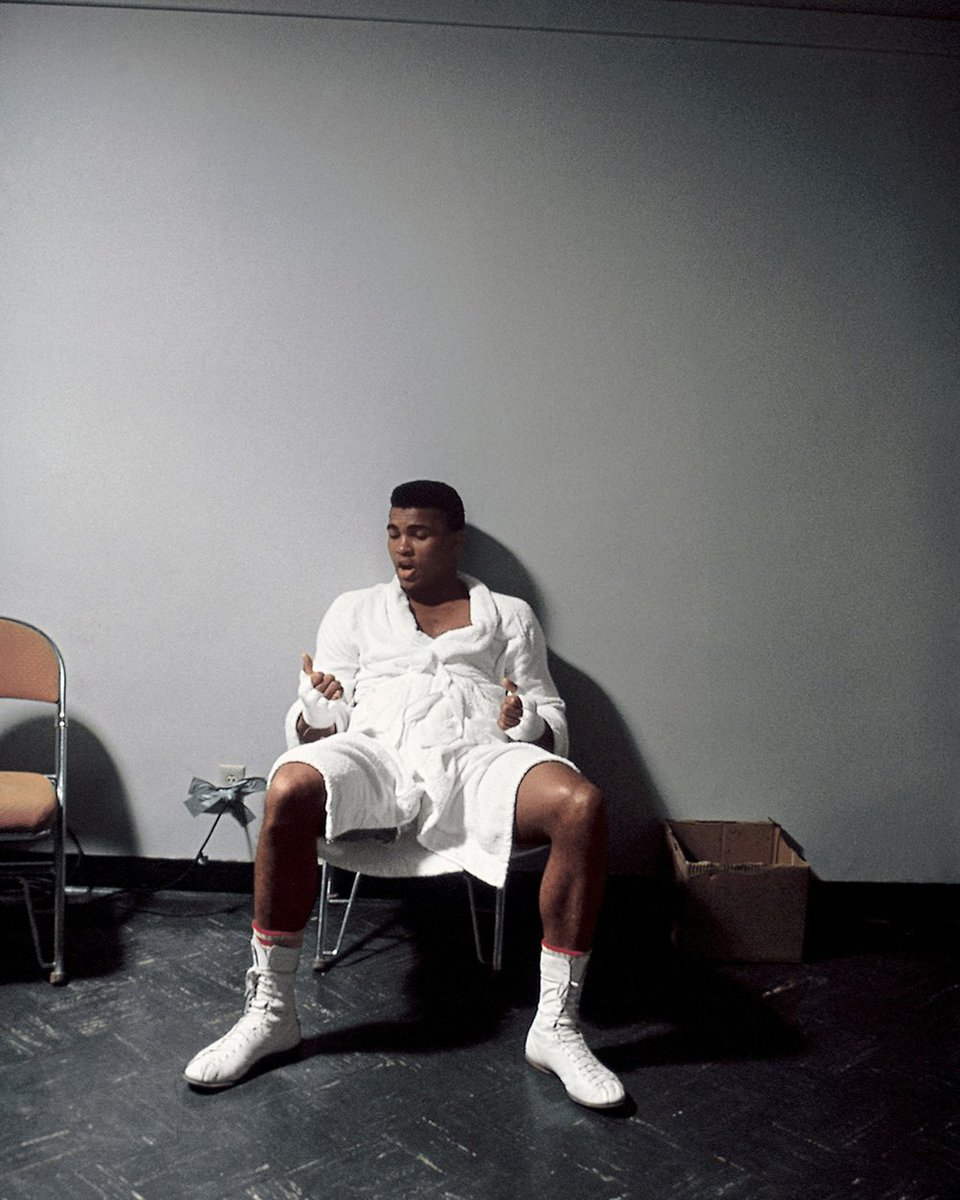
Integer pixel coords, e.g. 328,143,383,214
0,617,68,985
314,842,548,974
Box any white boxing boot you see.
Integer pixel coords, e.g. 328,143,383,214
525,944,626,1109
184,936,302,1089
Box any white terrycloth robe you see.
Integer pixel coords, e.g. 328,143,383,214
270,575,571,887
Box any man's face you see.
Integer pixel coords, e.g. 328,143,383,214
387,507,463,595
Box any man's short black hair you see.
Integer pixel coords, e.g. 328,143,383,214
390,480,465,532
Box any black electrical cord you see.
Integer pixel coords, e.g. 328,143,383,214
7,0,956,60
69,813,251,917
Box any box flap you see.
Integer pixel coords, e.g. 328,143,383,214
667,820,810,871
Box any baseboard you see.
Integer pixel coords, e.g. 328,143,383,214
6,851,955,962
55,854,960,910
63,854,255,894
810,878,959,914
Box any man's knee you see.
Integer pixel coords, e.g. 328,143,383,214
522,767,605,840
555,777,605,837
263,763,326,832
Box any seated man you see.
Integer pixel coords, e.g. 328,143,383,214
184,480,625,1109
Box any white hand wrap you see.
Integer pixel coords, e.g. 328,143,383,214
298,671,349,732
505,696,547,743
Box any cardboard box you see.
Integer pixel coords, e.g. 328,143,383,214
665,820,810,962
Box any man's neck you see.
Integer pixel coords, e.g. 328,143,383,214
404,577,471,637
402,575,468,608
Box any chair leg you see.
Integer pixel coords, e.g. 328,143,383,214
313,862,361,972
464,874,506,973
5,866,66,984
50,815,67,985
19,878,46,975
492,882,506,974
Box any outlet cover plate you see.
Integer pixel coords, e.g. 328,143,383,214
219,764,246,786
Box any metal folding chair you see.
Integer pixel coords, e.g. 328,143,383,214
0,618,68,984
313,829,548,974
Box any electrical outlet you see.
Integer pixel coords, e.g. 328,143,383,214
219,763,246,786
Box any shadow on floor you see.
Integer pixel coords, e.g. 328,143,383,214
1,885,126,983
292,872,806,1072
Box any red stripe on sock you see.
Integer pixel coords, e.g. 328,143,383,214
541,939,588,957
252,921,303,946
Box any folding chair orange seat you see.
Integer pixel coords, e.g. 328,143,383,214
0,618,68,984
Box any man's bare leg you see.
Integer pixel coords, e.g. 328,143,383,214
514,762,607,951
184,764,326,1089
515,762,626,1109
254,763,327,934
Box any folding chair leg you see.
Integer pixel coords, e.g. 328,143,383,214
464,874,507,973
492,883,506,974
10,874,65,985
19,879,46,976
313,862,361,972
50,815,67,985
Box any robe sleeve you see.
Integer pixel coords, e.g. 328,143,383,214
283,592,362,749
503,603,569,758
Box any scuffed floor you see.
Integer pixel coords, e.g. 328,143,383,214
0,875,957,1199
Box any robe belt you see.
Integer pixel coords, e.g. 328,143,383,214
398,659,498,747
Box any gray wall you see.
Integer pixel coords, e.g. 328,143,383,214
2,1,958,879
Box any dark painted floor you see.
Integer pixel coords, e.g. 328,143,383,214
0,875,957,1200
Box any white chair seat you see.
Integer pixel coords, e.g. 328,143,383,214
314,829,547,973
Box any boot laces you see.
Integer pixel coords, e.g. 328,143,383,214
546,1022,618,1100
549,983,616,1084
242,967,263,1013
242,967,285,1016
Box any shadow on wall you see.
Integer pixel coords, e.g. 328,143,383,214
462,526,666,877
0,716,139,856
461,526,548,619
